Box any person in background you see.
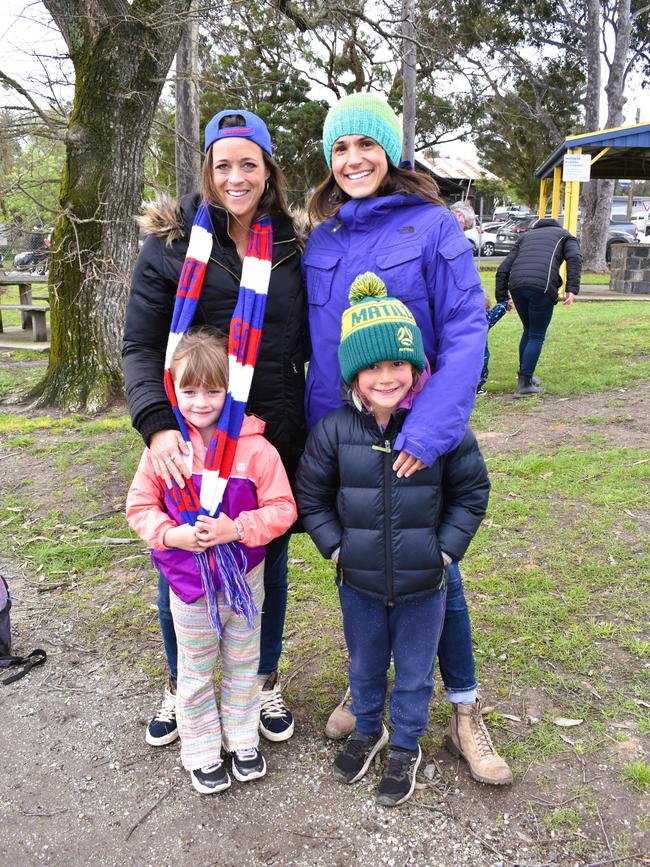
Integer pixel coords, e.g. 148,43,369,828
450,200,475,230
495,217,582,397
477,292,511,394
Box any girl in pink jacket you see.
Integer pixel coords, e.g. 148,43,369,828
126,327,297,795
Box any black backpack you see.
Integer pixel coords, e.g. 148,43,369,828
0,575,46,685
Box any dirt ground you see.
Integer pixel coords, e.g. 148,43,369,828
1,377,649,867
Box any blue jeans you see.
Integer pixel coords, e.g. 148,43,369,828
156,530,291,681
339,582,446,750
511,287,555,377
438,562,478,703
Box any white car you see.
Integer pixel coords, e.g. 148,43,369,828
464,226,481,252
631,211,649,241
464,226,498,256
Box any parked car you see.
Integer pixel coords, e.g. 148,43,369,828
463,225,481,252
630,211,649,239
479,228,498,256
492,205,531,222
606,226,638,263
494,215,537,253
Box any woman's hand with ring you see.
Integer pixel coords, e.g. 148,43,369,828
150,430,191,489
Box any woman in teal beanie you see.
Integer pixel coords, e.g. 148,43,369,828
302,92,512,786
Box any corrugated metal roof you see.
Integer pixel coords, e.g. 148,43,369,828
417,155,498,181
534,122,650,179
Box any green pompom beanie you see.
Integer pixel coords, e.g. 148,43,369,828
338,272,426,384
322,93,403,168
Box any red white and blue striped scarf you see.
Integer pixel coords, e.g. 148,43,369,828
163,201,272,635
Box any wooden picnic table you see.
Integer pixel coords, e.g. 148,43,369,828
0,273,49,340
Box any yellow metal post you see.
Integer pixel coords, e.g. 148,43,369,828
560,148,583,291
551,166,562,219
538,178,549,219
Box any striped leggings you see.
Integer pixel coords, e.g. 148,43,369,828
170,562,265,770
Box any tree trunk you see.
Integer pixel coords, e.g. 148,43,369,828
580,0,631,272
401,0,416,166
36,0,192,410
175,1,201,197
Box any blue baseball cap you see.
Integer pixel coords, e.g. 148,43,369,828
204,109,273,157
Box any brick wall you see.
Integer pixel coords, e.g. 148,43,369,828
610,243,650,294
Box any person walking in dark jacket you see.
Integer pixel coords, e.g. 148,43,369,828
123,109,306,749
496,217,582,396
296,273,490,807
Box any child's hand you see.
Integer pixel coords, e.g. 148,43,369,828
195,514,240,547
163,523,203,552
506,300,513,311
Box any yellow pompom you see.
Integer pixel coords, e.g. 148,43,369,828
349,272,387,304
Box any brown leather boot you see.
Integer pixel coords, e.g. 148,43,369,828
445,700,513,785
324,687,356,739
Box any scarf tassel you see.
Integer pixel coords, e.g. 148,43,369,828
195,542,258,638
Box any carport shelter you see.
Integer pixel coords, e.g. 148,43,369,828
534,121,650,236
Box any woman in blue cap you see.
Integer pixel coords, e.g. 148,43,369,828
123,109,305,756
302,93,512,786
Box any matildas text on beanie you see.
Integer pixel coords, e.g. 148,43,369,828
322,93,402,169
338,273,426,384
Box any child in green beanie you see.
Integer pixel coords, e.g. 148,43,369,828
295,273,490,807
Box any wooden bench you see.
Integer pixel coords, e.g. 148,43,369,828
0,304,49,341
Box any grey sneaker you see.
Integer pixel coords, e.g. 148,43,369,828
376,744,422,807
190,760,231,794
231,747,267,782
332,724,389,784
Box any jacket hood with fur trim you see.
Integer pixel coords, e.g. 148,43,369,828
136,193,309,248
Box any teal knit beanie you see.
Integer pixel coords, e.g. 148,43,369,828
322,93,403,168
338,273,425,384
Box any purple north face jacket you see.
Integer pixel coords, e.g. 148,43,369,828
303,194,487,465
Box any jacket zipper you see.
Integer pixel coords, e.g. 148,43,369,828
382,438,395,606
209,248,296,279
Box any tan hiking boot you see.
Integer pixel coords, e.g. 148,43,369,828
325,687,356,739
445,700,513,785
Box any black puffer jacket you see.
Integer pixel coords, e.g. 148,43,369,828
495,218,582,304
122,194,307,484
295,405,490,605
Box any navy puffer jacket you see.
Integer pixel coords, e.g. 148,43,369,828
295,405,490,605
495,218,582,304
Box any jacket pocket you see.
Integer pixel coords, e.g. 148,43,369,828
303,251,341,307
437,235,478,291
374,243,426,301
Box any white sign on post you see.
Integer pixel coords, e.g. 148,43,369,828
562,154,591,183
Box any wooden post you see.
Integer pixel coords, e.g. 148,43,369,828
401,0,416,167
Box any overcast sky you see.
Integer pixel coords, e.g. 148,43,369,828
1,0,647,164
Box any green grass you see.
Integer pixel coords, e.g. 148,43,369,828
622,760,650,792
476,301,650,397
0,328,648,832
479,261,611,286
